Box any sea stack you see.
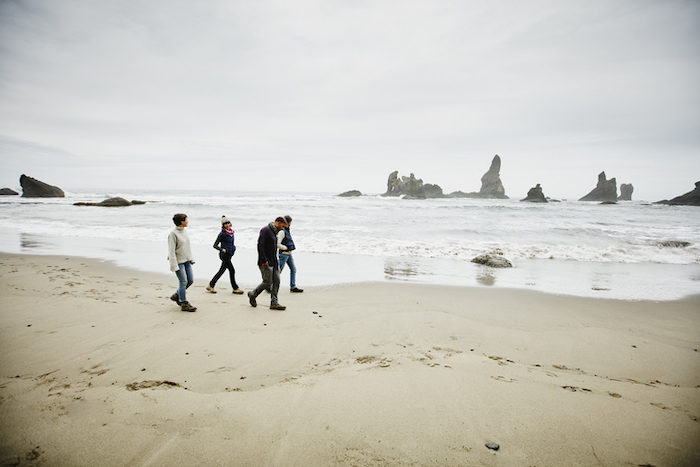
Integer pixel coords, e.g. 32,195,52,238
477,155,508,199
383,172,444,199
579,171,617,202
618,183,634,201
19,174,65,198
520,184,548,203
655,181,700,206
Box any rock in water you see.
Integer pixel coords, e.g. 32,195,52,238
74,197,133,207
579,171,617,202
618,183,633,201
520,183,548,203
337,190,362,197
19,174,65,198
0,188,19,196
382,172,444,199
655,181,700,206
478,155,508,199
471,251,513,268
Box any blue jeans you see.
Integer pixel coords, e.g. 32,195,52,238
175,261,194,302
278,253,296,288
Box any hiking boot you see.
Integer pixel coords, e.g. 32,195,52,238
206,285,217,293
180,301,197,312
170,293,180,304
248,291,257,307
270,303,286,310
232,288,244,295
291,287,304,293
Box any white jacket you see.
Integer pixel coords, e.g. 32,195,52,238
168,227,195,272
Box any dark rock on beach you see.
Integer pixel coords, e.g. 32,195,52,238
19,174,65,198
471,250,513,268
618,183,634,201
74,197,143,207
520,183,548,203
337,190,362,197
383,171,445,199
579,171,617,202
659,240,690,248
655,181,700,206
0,188,19,195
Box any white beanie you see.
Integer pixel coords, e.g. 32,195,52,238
221,216,230,225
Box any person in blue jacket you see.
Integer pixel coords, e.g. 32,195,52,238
207,216,244,294
277,215,303,292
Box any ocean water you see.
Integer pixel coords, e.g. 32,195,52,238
1,189,699,301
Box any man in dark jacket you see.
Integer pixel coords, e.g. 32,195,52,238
248,217,287,310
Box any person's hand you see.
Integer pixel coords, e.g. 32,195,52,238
262,262,268,268
191,261,196,265
222,249,226,253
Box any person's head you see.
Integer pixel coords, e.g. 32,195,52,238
173,213,188,227
221,215,232,229
274,216,287,230
284,215,292,227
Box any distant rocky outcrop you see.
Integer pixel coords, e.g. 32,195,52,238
618,183,633,201
74,197,145,207
449,155,508,199
19,174,65,198
579,171,617,202
337,190,362,197
471,250,513,268
383,172,444,199
520,184,548,203
0,188,19,196
655,181,700,206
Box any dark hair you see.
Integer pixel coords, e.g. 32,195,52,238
275,216,286,224
173,213,188,226
284,215,292,224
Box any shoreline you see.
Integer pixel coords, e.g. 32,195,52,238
1,228,699,301
1,252,699,466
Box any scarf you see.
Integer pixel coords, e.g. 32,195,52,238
223,227,234,237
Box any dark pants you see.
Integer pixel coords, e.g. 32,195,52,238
210,255,238,289
251,264,280,305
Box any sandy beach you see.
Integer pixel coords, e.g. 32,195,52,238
1,252,699,466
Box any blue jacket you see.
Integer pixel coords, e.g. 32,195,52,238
281,227,295,251
213,230,236,258
257,223,279,267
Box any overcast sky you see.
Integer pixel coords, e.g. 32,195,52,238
1,0,698,200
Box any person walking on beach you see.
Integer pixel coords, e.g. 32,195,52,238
168,213,197,312
277,215,303,293
207,216,244,295
248,217,287,310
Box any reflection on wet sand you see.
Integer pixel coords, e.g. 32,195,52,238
20,233,52,251
476,268,496,286
384,258,419,280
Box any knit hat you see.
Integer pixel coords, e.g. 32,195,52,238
221,216,231,225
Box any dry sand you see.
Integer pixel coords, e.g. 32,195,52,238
0,253,699,466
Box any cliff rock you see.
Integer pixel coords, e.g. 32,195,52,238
0,188,19,196
618,183,634,201
520,184,548,203
20,174,65,198
383,172,444,199
655,181,700,206
579,171,617,202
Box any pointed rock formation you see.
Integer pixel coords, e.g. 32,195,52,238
579,171,617,202
655,181,700,206
20,174,65,198
618,183,634,201
478,155,508,199
520,184,548,203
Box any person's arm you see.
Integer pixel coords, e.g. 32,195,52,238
168,231,179,272
277,229,287,251
213,232,224,252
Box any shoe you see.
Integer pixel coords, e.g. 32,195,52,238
170,293,181,304
206,285,217,293
180,301,197,312
291,287,304,293
270,303,286,310
232,288,244,295
248,291,257,307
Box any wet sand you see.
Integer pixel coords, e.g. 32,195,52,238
0,253,699,466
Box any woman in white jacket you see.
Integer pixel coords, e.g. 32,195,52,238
168,213,197,312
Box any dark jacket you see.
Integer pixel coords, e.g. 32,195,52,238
281,227,295,251
213,230,236,258
257,223,279,267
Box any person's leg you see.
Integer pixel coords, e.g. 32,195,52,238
251,265,272,298
286,254,297,288
270,266,281,305
184,261,194,290
279,254,289,272
175,263,188,302
210,259,227,288
224,256,239,289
